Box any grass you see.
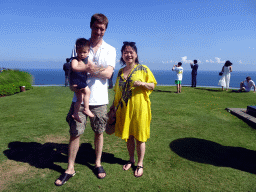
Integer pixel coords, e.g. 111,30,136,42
1,86,256,191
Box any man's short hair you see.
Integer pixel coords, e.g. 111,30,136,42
178,62,182,66
90,13,109,29
194,60,197,64
246,76,252,80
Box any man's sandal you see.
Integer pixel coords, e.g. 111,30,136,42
123,161,135,171
94,166,106,179
55,172,76,186
134,166,143,178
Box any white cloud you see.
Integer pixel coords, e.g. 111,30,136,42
210,59,214,63
181,56,193,64
215,57,225,64
206,60,209,62
239,60,242,64
198,60,202,63
181,56,187,63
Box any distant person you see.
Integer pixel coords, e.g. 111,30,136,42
190,60,198,87
218,60,233,91
63,58,71,87
238,76,256,93
69,38,96,122
110,41,157,178
172,62,183,93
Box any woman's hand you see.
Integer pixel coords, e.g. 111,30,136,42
134,81,155,90
133,81,144,87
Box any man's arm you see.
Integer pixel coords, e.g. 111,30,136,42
90,65,114,79
91,47,116,79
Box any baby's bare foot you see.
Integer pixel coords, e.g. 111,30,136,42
83,109,95,118
72,114,82,123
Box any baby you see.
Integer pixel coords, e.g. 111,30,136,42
69,38,95,122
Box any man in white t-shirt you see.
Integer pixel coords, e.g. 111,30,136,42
172,62,183,93
55,13,116,186
239,76,256,93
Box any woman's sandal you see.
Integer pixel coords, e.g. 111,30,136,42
123,161,135,171
134,166,143,177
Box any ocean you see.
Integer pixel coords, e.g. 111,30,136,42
22,69,256,89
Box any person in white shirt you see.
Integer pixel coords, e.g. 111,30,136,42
55,13,116,186
172,62,183,93
238,76,256,93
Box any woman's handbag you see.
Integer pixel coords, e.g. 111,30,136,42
106,92,124,135
106,106,118,135
219,72,223,76
106,85,127,135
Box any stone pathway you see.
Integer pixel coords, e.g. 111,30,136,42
226,108,256,127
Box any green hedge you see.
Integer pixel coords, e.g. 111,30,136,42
0,69,33,96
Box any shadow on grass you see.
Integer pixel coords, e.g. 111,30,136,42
170,137,256,174
3,141,126,174
194,88,223,92
228,90,251,94
154,89,173,93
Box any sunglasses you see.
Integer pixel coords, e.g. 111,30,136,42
123,41,136,46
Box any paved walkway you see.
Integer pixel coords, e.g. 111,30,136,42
226,108,256,127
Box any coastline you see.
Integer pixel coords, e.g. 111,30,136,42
23,69,255,89
32,84,240,89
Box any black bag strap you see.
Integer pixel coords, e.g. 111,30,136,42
115,64,140,110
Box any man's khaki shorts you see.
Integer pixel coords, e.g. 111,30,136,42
66,102,108,137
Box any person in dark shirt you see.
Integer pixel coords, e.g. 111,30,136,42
63,58,71,87
190,60,198,87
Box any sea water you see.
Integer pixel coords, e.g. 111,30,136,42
22,69,256,88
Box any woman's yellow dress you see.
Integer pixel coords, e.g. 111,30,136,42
114,64,157,142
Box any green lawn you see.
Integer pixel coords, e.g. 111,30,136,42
1,86,256,191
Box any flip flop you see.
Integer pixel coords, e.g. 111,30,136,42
134,166,143,178
94,166,106,179
55,172,76,186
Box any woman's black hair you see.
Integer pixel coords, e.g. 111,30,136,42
120,42,140,66
224,60,233,66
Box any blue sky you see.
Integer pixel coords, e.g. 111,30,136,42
1,0,256,71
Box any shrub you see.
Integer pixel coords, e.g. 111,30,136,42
0,69,33,96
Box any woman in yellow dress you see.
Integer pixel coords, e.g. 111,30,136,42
110,41,157,177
